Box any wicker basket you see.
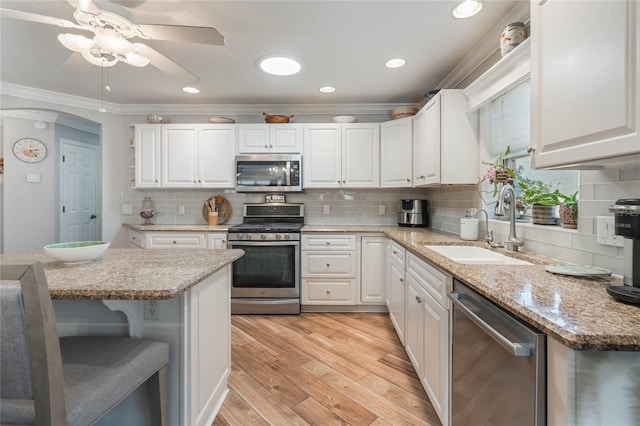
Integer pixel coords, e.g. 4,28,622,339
263,112,293,123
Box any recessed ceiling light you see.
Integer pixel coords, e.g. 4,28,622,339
258,56,301,76
451,0,484,19
182,86,200,94
385,58,406,69
319,86,336,93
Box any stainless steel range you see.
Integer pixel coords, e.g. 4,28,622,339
227,203,304,314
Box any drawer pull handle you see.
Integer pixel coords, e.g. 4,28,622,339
326,242,331,245
393,250,397,255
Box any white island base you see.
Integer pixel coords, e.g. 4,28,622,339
54,266,231,426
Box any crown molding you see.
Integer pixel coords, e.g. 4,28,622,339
438,1,530,90
1,82,416,117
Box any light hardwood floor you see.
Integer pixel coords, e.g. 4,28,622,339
213,313,441,426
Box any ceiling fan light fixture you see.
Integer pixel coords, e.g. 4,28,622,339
385,58,406,69
94,27,132,55
122,51,150,67
82,51,117,67
319,86,336,93
258,56,301,76
451,0,484,19
57,33,94,52
182,86,200,94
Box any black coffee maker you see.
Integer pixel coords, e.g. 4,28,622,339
606,199,640,304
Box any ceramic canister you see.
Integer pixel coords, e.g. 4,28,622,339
460,218,479,241
500,22,527,57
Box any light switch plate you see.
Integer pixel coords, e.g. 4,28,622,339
178,205,185,215
26,173,41,183
378,205,386,215
323,205,330,215
596,216,624,247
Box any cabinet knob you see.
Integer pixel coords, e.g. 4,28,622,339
270,145,273,148
527,146,535,153
337,180,341,183
419,175,426,179
393,250,397,255
172,240,177,244
342,180,346,183
264,145,268,148
406,178,410,182
416,295,423,303
222,240,226,243
326,242,331,245
326,290,331,295
400,278,404,282
326,263,331,267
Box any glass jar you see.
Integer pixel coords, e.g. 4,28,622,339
500,22,527,57
140,196,155,225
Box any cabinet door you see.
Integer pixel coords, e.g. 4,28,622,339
198,125,236,188
162,125,198,188
412,108,427,186
270,124,303,153
238,124,270,153
531,0,640,168
134,125,161,188
303,124,342,188
421,291,449,426
380,118,413,188
405,276,423,375
360,236,386,304
421,97,441,185
389,259,406,345
207,232,228,249
145,233,207,249
342,124,380,188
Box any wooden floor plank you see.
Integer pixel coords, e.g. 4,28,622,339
213,313,440,426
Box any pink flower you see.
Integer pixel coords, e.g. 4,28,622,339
485,166,496,181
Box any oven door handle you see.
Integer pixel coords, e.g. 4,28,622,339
228,241,300,247
448,292,531,357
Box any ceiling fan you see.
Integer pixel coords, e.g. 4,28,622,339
0,0,225,85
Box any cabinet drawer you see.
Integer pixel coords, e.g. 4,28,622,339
302,252,356,277
407,252,451,308
389,240,406,266
302,234,356,250
145,233,207,249
302,279,355,305
129,230,144,248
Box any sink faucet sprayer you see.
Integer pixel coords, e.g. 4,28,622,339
494,183,524,252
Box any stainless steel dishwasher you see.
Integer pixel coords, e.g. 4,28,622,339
448,280,545,426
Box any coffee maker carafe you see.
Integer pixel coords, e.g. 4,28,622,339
606,199,640,304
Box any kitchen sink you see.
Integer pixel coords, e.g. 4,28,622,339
425,245,533,265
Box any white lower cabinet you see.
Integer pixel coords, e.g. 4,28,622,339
360,236,387,304
387,240,406,345
207,232,228,249
128,230,227,250
405,252,451,426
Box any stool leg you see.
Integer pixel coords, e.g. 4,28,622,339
148,365,168,426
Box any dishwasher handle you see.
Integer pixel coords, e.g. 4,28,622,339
448,292,531,357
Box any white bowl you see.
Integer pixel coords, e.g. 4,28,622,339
332,115,358,123
44,241,110,264
209,116,235,124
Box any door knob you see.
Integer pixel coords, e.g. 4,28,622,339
90,214,97,219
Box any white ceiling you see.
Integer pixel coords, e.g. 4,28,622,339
0,0,521,106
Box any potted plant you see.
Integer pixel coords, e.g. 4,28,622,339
480,146,516,197
559,191,579,229
518,181,562,225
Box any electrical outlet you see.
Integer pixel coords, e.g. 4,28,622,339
144,300,160,320
378,205,386,215
178,205,185,215
597,216,624,247
122,204,133,215
323,205,330,215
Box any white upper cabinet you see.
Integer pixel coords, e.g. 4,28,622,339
381,117,413,188
198,125,236,188
413,90,478,186
134,125,161,188
134,124,235,189
238,124,302,153
304,123,379,188
530,0,640,168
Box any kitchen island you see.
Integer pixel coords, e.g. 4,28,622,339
0,248,244,426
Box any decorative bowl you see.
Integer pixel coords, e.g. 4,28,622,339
44,241,110,264
209,116,235,124
263,112,293,123
332,115,358,123
389,106,419,120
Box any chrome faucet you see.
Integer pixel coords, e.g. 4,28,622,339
494,183,524,252
474,209,494,244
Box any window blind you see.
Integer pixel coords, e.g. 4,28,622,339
490,79,530,157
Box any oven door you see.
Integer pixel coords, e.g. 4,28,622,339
228,240,300,298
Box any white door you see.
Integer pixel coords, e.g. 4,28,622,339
270,124,303,153
198,125,236,188
61,140,98,242
422,96,441,185
134,125,161,188
162,125,198,188
342,124,380,188
360,236,386,304
380,118,413,188
303,124,342,188
237,124,270,153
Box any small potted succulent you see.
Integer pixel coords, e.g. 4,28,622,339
559,191,579,229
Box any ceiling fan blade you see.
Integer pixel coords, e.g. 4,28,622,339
0,8,81,29
66,0,101,15
136,24,225,46
135,44,200,86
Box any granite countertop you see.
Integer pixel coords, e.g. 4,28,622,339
303,225,640,351
125,223,232,232
0,248,244,300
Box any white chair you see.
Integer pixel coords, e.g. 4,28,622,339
0,263,169,425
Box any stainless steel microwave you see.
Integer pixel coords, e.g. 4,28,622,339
235,154,302,192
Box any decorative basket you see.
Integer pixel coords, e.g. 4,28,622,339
263,112,293,123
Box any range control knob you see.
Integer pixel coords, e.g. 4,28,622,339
260,234,267,240
236,234,243,240
245,234,252,240
284,234,291,240
275,234,282,240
